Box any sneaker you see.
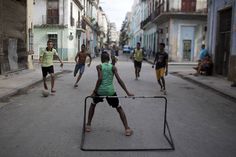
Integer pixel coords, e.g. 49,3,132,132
74,84,78,88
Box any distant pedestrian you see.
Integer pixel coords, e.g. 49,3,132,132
130,42,145,80
115,46,119,56
86,51,134,136
152,43,168,95
74,44,92,88
111,45,118,65
39,40,63,93
148,46,152,59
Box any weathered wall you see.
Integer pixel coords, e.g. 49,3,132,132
0,0,27,74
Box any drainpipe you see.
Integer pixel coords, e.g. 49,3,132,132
61,0,65,61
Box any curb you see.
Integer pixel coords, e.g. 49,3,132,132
0,70,69,102
172,72,236,103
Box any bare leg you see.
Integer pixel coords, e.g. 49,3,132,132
158,79,163,89
87,103,96,126
50,74,56,92
116,106,129,130
135,67,138,79
161,77,166,90
43,77,48,90
74,73,83,87
137,68,141,77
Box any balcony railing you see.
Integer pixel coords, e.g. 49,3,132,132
33,15,68,28
141,0,207,29
38,15,64,26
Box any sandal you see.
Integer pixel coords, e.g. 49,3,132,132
125,128,133,136
85,125,91,132
51,89,56,93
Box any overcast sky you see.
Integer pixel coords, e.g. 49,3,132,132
100,0,134,31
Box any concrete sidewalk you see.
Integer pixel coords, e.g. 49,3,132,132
0,64,70,102
171,71,236,101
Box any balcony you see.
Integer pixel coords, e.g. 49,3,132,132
141,0,207,29
82,15,93,28
34,15,66,28
140,15,151,29
76,20,86,36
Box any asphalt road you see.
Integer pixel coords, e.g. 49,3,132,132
0,56,236,157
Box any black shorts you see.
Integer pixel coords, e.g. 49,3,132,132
134,60,142,69
41,66,54,77
92,93,119,108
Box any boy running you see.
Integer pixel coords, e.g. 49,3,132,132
39,40,63,93
152,43,168,95
74,44,92,87
86,51,134,136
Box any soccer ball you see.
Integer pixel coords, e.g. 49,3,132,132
42,90,50,97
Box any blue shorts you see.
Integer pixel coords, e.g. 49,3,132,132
74,63,85,76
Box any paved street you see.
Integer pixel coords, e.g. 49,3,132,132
0,55,236,157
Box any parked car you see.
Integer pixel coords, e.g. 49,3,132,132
123,45,131,53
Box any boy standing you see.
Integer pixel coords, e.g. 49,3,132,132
39,40,63,93
86,51,134,136
130,42,145,80
74,44,92,87
152,43,168,95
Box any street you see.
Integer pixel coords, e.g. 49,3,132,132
0,55,236,157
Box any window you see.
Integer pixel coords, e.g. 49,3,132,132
181,0,196,12
47,0,59,24
48,34,58,51
70,2,74,26
77,11,81,28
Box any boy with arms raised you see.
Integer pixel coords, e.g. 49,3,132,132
86,51,134,136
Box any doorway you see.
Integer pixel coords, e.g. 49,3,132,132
183,40,191,61
215,8,232,76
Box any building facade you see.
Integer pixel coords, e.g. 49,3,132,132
0,0,34,74
130,0,143,48
120,12,132,47
33,0,100,61
109,22,118,45
207,0,236,81
97,7,109,48
140,0,207,62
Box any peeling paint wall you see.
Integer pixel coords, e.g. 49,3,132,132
0,0,28,74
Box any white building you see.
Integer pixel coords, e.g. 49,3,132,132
33,0,99,61
110,22,118,45
33,0,85,61
130,0,143,48
97,6,109,48
138,0,207,62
